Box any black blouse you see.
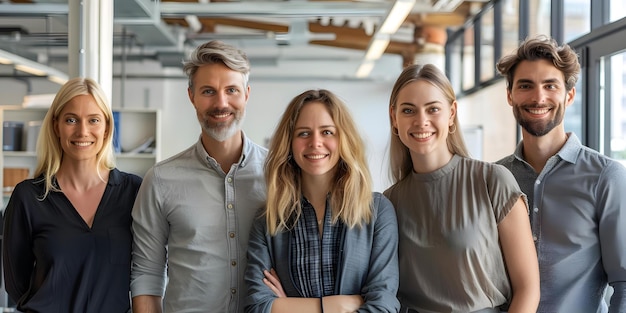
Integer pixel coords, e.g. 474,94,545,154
2,169,142,313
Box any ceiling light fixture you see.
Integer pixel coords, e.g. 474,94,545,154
0,49,69,85
0,56,12,65
363,35,391,61
378,0,417,34
355,0,416,78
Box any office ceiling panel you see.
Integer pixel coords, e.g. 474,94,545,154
0,0,489,81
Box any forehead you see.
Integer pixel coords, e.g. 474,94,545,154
513,59,565,83
60,95,103,115
397,80,445,103
295,102,334,126
192,62,245,87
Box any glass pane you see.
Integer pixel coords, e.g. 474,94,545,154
462,26,475,90
448,36,463,94
610,0,626,23
502,0,519,57
564,0,591,42
564,75,583,138
529,0,551,37
480,7,495,82
609,52,626,165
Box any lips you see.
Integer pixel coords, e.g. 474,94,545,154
410,132,434,139
526,108,551,114
72,141,93,146
305,154,328,159
211,111,232,119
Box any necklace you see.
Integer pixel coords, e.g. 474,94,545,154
317,219,322,225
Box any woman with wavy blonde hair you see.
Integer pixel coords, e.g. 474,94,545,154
245,89,399,313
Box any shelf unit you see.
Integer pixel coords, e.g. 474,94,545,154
0,106,161,202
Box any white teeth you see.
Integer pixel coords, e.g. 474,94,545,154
73,142,92,146
213,113,230,118
412,133,433,139
306,154,326,159
528,108,550,114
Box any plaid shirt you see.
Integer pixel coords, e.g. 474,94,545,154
290,197,344,297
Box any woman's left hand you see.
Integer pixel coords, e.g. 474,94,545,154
263,268,287,298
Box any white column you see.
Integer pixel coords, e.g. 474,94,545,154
68,0,114,103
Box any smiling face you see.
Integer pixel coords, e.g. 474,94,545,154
291,101,340,182
54,94,108,164
508,59,575,137
188,62,250,142
390,80,456,161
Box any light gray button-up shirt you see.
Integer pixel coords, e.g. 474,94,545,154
498,133,626,313
131,134,267,313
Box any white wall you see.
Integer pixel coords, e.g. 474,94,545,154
457,81,518,162
153,78,396,192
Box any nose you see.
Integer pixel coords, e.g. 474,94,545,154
532,88,547,104
413,111,429,126
215,91,229,108
308,133,322,147
77,120,90,136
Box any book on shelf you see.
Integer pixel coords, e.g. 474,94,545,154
125,136,155,154
112,111,122,154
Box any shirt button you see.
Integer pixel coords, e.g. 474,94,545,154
227,177,233,183
231,261,237,266
535,179,541,185
227,204,233,210
533,235,538,241
231,288,236,294
533,207,539,213
229,232,235,238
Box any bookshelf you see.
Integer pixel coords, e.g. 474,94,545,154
0,106,161,204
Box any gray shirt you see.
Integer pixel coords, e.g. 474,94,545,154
384,155,522,313
497,133,626,313
131,134,267,313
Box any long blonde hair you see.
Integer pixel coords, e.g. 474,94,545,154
265,89,373,235
388,64,470,183
35,77,115,199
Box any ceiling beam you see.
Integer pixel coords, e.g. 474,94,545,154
159,2,388,18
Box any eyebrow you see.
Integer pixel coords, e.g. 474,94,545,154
294,125,336,130
399,100,440,106
515,78,561,84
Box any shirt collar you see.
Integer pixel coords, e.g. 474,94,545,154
514,132,581,164
194,131,252,168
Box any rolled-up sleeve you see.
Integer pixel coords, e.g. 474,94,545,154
130,167,169,297
598,162,626,312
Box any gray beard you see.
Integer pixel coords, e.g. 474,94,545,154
200,111,246,142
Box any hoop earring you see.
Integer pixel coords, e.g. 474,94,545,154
392,127,399,136
449,124,457,134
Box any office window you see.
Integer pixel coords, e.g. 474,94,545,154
480,7,496,82
502,0,520,56
564,0,591,42
610,0,626,22
529,0,551,37
609,52,626,164
462,26,476,91
448,36,463,94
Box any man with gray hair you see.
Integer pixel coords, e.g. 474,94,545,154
130,40,267,313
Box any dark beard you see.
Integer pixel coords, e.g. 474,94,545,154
518,113,563,136
513,102,565,137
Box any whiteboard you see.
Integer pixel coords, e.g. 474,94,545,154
462,125,483,160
